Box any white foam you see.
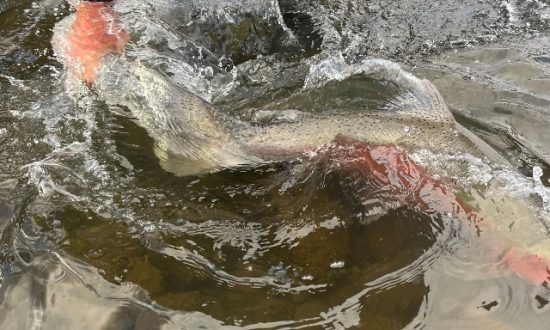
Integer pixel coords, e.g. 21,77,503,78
411,149,550,222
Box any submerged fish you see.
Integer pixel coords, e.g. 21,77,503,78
95,58,505,176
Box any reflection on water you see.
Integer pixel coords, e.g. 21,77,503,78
2,0,550,328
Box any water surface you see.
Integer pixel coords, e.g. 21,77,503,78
2,0,550,328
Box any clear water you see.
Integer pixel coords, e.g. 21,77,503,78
2,0,550,328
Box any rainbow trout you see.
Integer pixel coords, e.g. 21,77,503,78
96,59,550,279
95,58,505,176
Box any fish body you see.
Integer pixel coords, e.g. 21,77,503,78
236,59,506,165
96,58,504,175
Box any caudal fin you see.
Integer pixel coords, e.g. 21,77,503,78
305,58,455,124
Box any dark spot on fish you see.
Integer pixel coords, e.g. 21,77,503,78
478,300,498,311
535,295,549,309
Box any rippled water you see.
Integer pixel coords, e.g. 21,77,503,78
3,0,550,329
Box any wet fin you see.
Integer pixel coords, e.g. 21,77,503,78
313,58,455,125
381,78,455,125
154,142,223,176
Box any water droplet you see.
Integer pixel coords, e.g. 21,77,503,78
142,224,157,233
330,261,345,269
302,275,314,281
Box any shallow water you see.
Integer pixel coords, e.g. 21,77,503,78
2,0,550,329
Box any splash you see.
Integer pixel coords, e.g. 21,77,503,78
412,149,550,222
4,0,550,328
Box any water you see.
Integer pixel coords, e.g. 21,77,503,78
2,0,550,328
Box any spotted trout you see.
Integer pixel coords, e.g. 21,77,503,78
94,58,506,175
92,57,550,285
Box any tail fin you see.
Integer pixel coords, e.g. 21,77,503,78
381,79,454,125
305,58,455,124
354,59,455,124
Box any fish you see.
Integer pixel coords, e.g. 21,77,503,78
94,58,506,176
93,57,550,285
